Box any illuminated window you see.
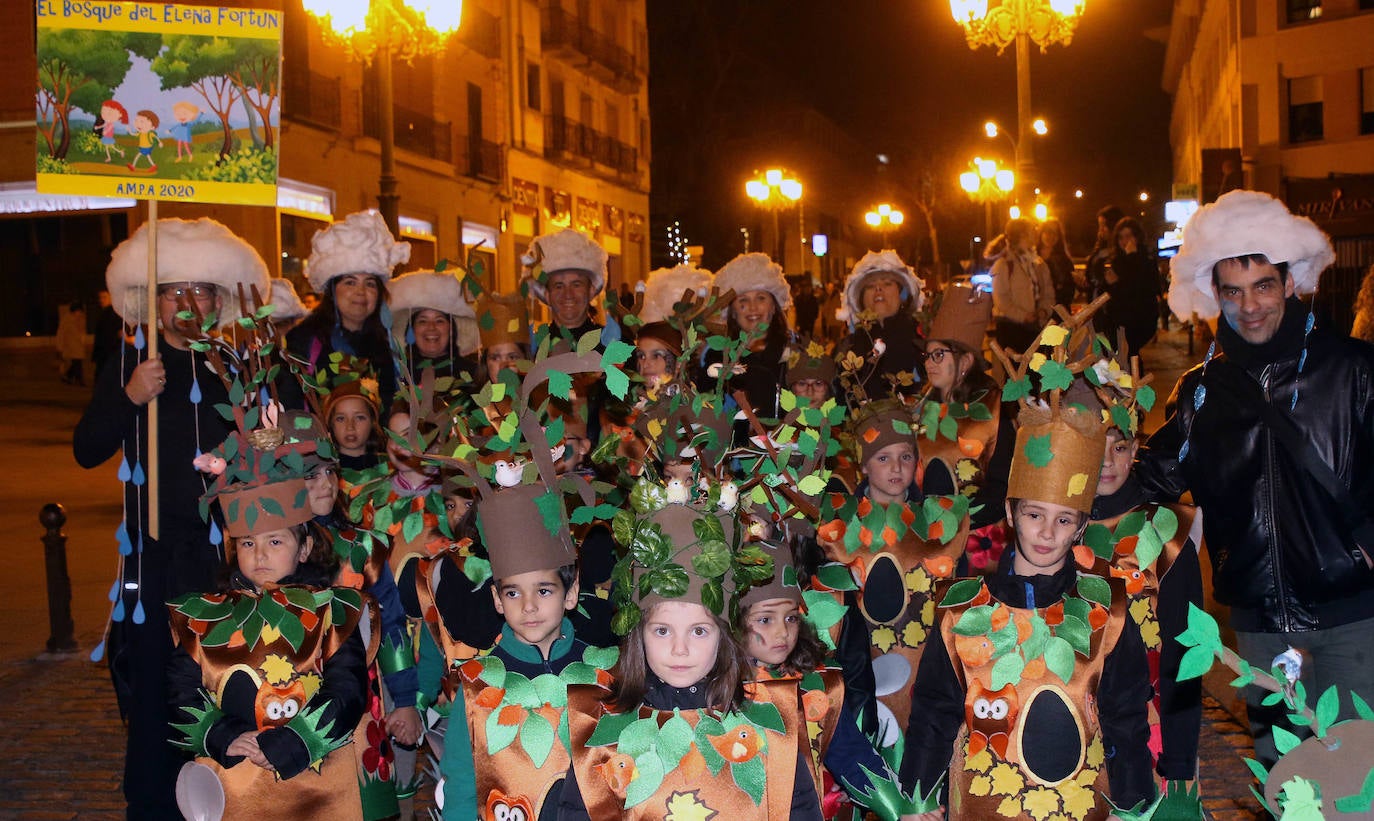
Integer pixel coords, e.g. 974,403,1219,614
1287,0,1321,22
1288,76,1324,143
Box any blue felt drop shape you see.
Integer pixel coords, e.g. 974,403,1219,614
108,579,121,602
1305,312,1316,334
130,462,146,486
112,598,126,621
1192,384,1206,411
136,534,144,554
118,533,132,556
405,325,416,345
1179,440,1191,462
117,456,132,483
133,325,146,350
1290,389,1300,412
379,301,393,331
90,640,106,663
1298,349,1308,372
209,520,222,546
189,378,202,405
601,316,622,346
132,600,146,624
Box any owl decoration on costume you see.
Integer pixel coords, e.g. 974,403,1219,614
966,679,1019,758
255,678,307,730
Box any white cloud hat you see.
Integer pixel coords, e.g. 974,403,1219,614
714,252,791,314
523,228,607,303
389,269,480,356
304,211,410,293
842,249,925,324
640,264,714,324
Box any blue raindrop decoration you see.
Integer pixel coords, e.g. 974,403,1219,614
189,378,202,405
108,578,121,602
117,455,132,483
209,520,223,546
601,316,623,346
116,520,132,556
405,324,416,345
132,600,146,624
1192,384,1206,412
1305,312,1316,334
133,325,146,350
89,640,106,662
1178,440,1190,463
130,462,146,486
112,597,126,621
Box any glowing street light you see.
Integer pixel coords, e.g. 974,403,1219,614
983,118,1047,203
864,202,905,246
961,157,1015,238
745,168,803,263
1033,202,1049,221
1139,191,1150,202
302,0,464,237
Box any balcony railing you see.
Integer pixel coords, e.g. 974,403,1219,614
466,137,502,181
362,98,453,164
540,5,640,89
283,68,341,130
545,114,638,175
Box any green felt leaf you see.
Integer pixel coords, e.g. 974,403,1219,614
485,703,519,754
1062,596,1090,626
797,474,828,497
814,563,858,591
1315,685,1339,737
239,613,263,648
1043,636,1075,683
1150,505,1178,543
657,713,695,765
741,701,786,734
989,622,1019,658
1002,377,1030,402
779,390,797,413
1177,645,1216,682
968,402,993,421
1057,616,1091,656
504,672,536,706
1185,603,1220,647
700,578,724,616
951,605,993,637
617,717,659,758
1273,725,1302,757
1109,405,1135,436
941,578,984,609
1333,767,1374,813
1076,575,1112,609
1021,615,1050,661
801,591,845,650
1137,385,1157,412
519,711,557,768
547,370,573,400
1083,523,1114,560
575,329,600,356
1352,691,1374,722
624,750,666,809
731,754,767,805
532,673,567,707
938,414,958,441
1242,756,1269,786
403,511,425,544
1024,433,1053,468
586,710,637,747
1134,526,1164,570
990,651,1025,690
1037,360,1073,391
605,367,630,399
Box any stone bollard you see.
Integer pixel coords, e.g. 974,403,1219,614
39,503,77,654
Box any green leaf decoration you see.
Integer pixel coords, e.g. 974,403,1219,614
940,578,985,609
1333,767,1374,813
1352,691,1374,721
801,590,845,650
618,717,660,758
1083,524,1114,561
624,750,666,809
988,622,1019,658
657,713,695,765
547,370,573,400
1062,596,1090,626
611,510,635,548
1024,433,1053,468
1315,685,1339,737
938,415,958,440
532,673,567,707
990,651,1026,690
1021,615,1050,661
1177,644,1216,682
797,474,828,497
203,617,238,647
1134,526,1164,570
1002,377,1031,402
951,605,993,637
730,754,767,805
1137,385,1157,412
814,563,858,592
700,578,724,616
1185,603,1221,648
740,700,786,734
519,710,557,768
1043,636,1075,683
1076,576,1112,609
1057,616,1091,657
586,710,638,747
1276,775,1325,821
1037,360,1073,391
1241,756,1269,786
485,703,520,755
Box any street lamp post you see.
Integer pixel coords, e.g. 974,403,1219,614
864,203,904,248
302,0,463,238
745,168,803,264
951,0,1086,196
960,157,1015,239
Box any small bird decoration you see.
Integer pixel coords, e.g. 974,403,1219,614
493,459,527,488
708,724,764,764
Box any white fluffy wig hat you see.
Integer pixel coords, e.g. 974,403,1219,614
389,269,480,356
106,217,270,329
522,228,607,303
304,211,410,293
640,264,714,324
841,249,925,325
714,253,791,313
1168,190,1334,321
267,277,307,321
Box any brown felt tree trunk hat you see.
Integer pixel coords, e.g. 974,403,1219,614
476,292,531,351
922,283,992,355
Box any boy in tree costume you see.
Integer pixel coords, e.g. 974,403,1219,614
901,305,1155,821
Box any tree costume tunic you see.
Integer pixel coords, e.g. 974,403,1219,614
167,579,378,821
815,491,970,746
563,677,807,819
1086,484,1203,779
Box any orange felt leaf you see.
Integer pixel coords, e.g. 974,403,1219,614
900,505,916,527
971,586,992,607
955,634,994,667
298,610,319,632
497,704,526,725
1114,535,1139,557
1012,612,1032,642
1088,604,1109,631
881,526,898,545
957,436,985,459
1023,656,1046,679
937,496,954,511
336,567,366,590
857,498,873,518
475,686,506,710
862,428,879,444
595,668,615,687
188,619,210,636
989,607,1010,631
534,703,561,728
459,658,486,682
1072,544,1096,570
227,629,245,648
680,744,707,781
929,520,946,541
803,689,830,722
817,520,846,543
858,525,874,546
1045,600,1065,626
923,555,955,578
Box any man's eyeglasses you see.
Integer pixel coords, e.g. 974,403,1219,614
921,347,954,364
157,284,217,301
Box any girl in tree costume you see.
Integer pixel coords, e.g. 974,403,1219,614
814,402,969,763
915,283,1016,574
167,422,377,821
901,309,1154,821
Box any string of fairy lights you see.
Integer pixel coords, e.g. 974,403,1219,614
666,220,690,264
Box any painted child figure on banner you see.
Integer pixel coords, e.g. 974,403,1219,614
169,101,200,162
127,109,161,172
97,99,128,162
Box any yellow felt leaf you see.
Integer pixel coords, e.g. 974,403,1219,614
260,654,295,686
1066,473,1089,497
1040,325,1069,346
505,318,520,334
1129,597,1153,624
905,567,932,594
664,790,717,821
1029,352,1048,370
989,762,1025,795
996,796,1023,817
1076,767,1099,787
922,599,936,625
871,627,897,654
957,458,981,482
807,341,827,358
1086,734,1105,767
1139,617,1161,649
299,672,322,700
1119,375,1133,388
969,774,993,796
1023,787,1062,821
259,623,282,645
1060,781,1097,818
902,621,928,649
965,747,994,772
647,418,664,440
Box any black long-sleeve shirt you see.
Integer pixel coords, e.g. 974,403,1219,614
901,555,1155,810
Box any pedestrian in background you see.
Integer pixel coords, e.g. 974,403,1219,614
92,289,124,381
1085,204,1125,304
56,299,87,385
1037,218,1076,307
990,218,1054,353
1102,217,1164,366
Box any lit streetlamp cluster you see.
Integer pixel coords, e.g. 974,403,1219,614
744,168,803,263
960,157,1015,238
864,203,904,246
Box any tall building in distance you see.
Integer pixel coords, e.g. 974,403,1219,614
1163,0,1374,331
0,0,651,335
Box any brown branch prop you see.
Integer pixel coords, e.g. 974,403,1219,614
730,390,819,521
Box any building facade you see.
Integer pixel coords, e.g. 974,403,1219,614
0,0,650,336
1163,0,1374,331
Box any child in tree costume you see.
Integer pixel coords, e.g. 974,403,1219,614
902,306,1154,820
814,402,969,762
1067,340,1204,786
167,421,377,821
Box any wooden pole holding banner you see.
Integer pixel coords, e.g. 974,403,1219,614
145,201,159,541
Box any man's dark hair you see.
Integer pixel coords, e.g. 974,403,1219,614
493,563,577,592
1210,254,1290,291
1098,205,1125,227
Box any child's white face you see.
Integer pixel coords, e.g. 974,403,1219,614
863,442,916,503
303,465,338,517
330,397,373,456
237,528,311,588
744,598,801,667
1096,432,1138,498
643,601,722,688
491,569,578,654
1007,499,1084,576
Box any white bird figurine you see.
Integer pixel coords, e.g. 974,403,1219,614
493,459,526,488
718,482,739,512
665,478,690,505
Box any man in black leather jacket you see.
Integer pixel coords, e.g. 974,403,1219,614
1136,190,1374,767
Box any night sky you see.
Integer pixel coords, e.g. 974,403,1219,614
647,1,1175,268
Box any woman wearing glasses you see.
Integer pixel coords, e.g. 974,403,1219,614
917,283,1015,572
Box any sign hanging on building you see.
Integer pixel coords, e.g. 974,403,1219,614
545,187,571,226
627,213,645,243
35,1,282,206
1286,175,1374,238
512,178,540,216
575,197,601,235
604,204,624,237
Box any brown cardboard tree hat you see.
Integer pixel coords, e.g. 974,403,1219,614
786,340,837,386
476,292,530,351
218,476,314,538
923,283,992,355
477,482,577,580
738,541,804,610
852,401,917,464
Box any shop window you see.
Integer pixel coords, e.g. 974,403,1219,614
1287,0,1321,22
1288,75,1324,143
